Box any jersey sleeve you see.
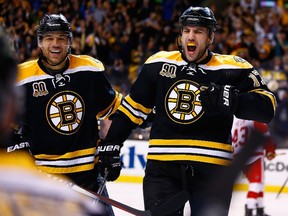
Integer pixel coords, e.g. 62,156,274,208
234,68,276,123
116,64,157,125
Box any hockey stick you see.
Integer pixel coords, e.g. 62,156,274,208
92,168,109,206
276,175,288,199
70,183,151,216
69,182,189,216
44,170,188,215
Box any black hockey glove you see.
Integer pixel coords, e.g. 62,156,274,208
4,124,30,155
98,140,123,181
199,83,239,115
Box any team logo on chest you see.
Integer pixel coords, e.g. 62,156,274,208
46,91,85,135
165,80,203,124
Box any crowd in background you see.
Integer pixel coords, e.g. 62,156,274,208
1,0,288,146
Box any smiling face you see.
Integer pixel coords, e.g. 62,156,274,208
38,32,70,70
180,25,214,63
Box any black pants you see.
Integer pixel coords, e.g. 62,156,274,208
143,160,234,216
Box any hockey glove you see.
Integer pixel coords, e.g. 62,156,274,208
265,138,276,161
4,124,30,155
98,141,123,181
200,83,239,115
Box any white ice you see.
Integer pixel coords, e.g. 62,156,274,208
107,182,288,216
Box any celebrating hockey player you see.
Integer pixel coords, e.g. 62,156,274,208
0,25,106,216
8,14,122,215
98,6,276,216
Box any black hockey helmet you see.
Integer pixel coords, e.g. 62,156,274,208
37,14,73,45
179,6,217,32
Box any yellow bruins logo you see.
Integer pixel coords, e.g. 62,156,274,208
46,91,85,135
165,80,203,124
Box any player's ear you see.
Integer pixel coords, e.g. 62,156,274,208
208,31,215,45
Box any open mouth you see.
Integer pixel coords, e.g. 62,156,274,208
50,50,61,54
187,42,196,52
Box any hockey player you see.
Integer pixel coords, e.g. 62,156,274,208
232,117,276,216
98,6,276,216
0,26,104,216
8,14,122,215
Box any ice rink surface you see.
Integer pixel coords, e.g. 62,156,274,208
107,182,288,216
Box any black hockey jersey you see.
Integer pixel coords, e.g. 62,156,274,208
117,51,276,166
16,54,122,175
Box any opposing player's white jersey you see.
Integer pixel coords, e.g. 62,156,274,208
231,117,270,164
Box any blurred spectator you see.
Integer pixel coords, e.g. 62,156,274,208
260,56,288,102
108,58,130,95
240,0,257,13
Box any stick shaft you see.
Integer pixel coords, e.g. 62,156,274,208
70,183,152,216
93,169,109,206
276,175,288,199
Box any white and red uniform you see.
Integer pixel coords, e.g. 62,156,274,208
231,117,276,209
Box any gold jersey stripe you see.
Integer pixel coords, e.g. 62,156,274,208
68,55,105,70
125,96,152,114
35,147,96,160
118,105,144,125
97,91,123,120
36,163,95,174
146,51,183,63
250,89,277,111
118,95,152,125
149,139,232,151
204,54,252,68
145,51,252,69
147,154,231,166
17,55,105,83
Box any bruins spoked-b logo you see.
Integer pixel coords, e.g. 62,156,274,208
165,80,203,124
46,91,85,135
